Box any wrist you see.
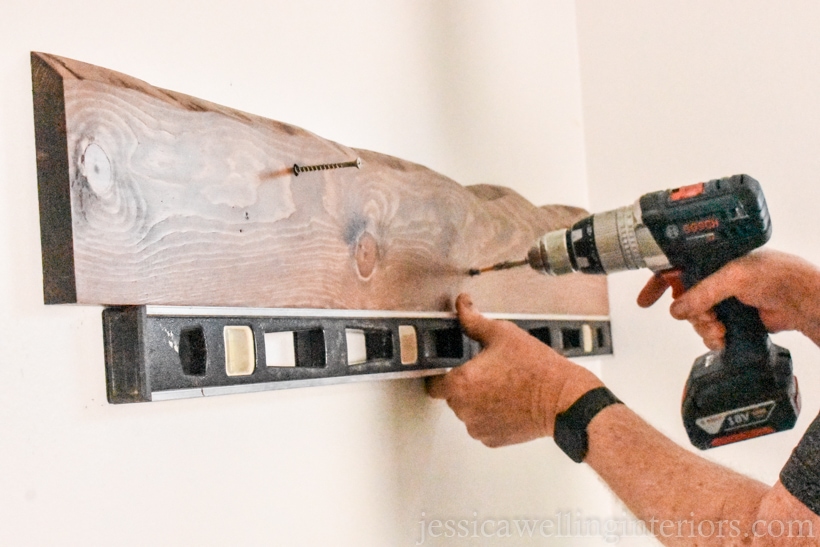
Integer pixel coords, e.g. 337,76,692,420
797,268,820,345
543,362,604,436
557,365,606,414
800,317,820,347
554,387,623,463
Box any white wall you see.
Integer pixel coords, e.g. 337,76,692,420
577,2,820,543
0,1,612,546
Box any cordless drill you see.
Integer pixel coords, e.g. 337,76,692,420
475,175,800,449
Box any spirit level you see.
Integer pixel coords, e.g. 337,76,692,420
103,306,612,403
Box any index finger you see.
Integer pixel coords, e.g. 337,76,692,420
637,274,671,308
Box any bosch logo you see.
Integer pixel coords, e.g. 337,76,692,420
683,218,720,235
665,225,681,239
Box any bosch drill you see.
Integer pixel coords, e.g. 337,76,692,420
481,175,800,449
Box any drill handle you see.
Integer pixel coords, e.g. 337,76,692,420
713,297,771,369
672,266,771,369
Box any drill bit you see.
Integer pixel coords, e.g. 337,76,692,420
467,258,529,276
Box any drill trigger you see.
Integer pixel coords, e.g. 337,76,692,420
659,268,686,299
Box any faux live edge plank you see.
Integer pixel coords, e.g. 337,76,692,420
31,52,608,316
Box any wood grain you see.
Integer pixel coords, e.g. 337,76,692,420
31,52,608,315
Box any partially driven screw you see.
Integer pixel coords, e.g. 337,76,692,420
293,157,362,176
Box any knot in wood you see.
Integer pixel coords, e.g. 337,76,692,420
355,232,379,279
81,143,113,196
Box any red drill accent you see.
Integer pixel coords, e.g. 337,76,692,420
660,269,686,299
670,182,705,201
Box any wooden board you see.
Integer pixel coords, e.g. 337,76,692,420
31,52,608,315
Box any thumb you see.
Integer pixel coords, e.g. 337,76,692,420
456,293,501,345
425,374,449,400
670,267,738,319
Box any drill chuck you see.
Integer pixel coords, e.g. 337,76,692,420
528,202,671,277
527,230,573,275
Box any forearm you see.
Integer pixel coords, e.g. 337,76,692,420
585,404,769,546
799,281,820,348
790,259,820,347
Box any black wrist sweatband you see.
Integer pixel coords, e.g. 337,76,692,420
780,411,820,516
554,387,622,463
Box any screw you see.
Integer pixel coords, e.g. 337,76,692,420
293,157,362,177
